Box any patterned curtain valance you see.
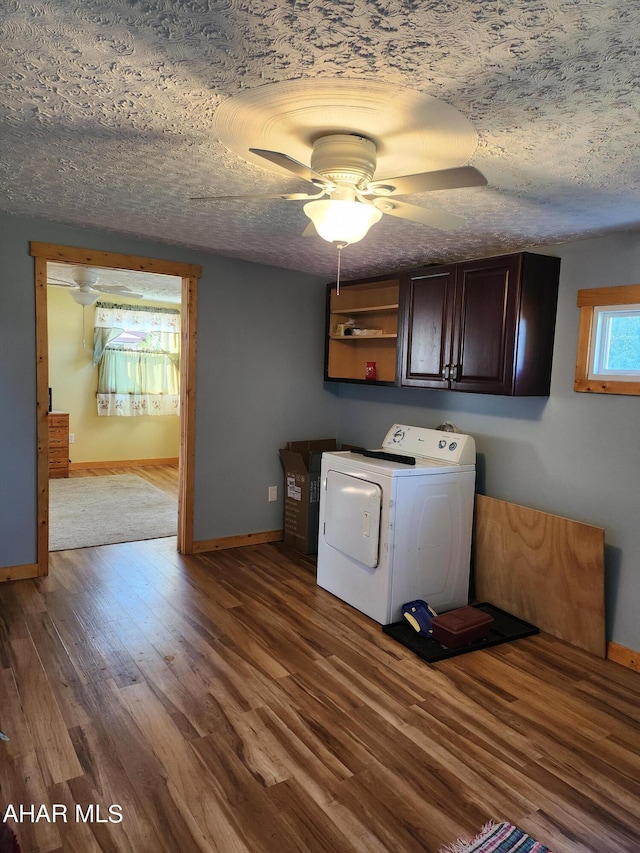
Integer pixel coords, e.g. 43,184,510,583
94,301,180,333
93,301,181,417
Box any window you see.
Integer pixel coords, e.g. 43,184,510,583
588,305,640,379
93,302,181,416
575,284,640,395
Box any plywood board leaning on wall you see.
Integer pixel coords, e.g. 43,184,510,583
474,495,605,657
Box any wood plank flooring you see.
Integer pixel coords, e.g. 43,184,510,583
68,463,179,499
1,538,639,852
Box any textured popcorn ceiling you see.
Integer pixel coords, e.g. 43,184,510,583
2,0,640,283
47,262,182,304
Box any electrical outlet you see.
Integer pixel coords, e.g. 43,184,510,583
69,433,75,444
268,485,278,502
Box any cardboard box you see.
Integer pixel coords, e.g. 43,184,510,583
279,438,338,554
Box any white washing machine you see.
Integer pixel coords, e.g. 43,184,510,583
316,424,476,625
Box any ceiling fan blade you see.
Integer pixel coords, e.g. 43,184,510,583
301,221,318,237
47,278,75,287
376,200,465,231
367,166,487,197
249,148,333,188
190,191,324,202
95,285,143,297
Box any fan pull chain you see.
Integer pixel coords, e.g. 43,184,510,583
335,242,346,295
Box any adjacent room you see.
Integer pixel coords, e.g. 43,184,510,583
1,2,639,852
46,263,182,551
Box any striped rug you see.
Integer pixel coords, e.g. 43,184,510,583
440,821,552,853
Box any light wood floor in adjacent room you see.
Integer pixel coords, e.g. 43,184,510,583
69,463,179,499
1,539,639,852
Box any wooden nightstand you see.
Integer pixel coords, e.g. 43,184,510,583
48,411,70,478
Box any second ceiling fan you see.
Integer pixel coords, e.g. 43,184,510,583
48,266,143,305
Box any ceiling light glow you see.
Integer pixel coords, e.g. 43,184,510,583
303,199,383,245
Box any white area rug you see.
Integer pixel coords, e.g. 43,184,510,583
49,474,177,551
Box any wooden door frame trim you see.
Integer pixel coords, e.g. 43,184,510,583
30,242,201,576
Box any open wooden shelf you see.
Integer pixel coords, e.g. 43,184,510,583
326,276,400,384
330,303,399,315
329,333,397,340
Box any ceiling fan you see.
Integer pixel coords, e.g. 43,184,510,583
191,133,487,245
47,266,143,306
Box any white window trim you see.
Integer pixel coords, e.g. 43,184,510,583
587,303,640,381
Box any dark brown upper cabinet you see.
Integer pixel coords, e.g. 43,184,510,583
400,252,560,395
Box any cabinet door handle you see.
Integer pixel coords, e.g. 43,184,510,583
442,364,450,380
450,364,459,380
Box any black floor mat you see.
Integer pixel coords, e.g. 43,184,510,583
382,602,539,663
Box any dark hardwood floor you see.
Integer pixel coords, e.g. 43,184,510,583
0,538,639,852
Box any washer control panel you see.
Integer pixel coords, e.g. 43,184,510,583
381,424,475,465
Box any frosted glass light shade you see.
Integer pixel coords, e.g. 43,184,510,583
71,289,100,306
303,199,383,245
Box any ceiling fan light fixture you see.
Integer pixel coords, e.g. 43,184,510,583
70,289,100,307
303,199,383,245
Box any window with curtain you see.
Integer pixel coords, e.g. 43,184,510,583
93,302,180,416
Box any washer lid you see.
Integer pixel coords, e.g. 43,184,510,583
323,451,474,476
381,424,476,466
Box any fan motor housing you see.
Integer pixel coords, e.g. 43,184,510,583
72,266,100,287
310,134,377,186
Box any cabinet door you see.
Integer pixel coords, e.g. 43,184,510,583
450,255,521,394
400,265,455,388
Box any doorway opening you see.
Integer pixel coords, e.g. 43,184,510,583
31,242,201,576
47,262,181,550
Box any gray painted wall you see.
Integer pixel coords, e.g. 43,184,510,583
0,216,38,565
192,253,337,540
1,212,638,652
333,232,640,651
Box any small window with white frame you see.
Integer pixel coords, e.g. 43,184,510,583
588,304,640,380
576,285,640,395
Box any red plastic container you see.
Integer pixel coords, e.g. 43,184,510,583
431,606,494,648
